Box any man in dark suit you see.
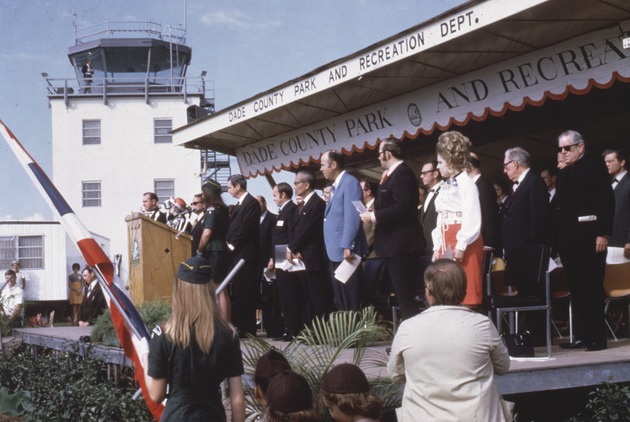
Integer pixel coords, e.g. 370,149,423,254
501,147,549,257
256,195,283,338
469,152,499,250
603,149,630,258
142,192,167,224
360,137,424,320
226,174,261,337
554,130,614,351
321,150,368,311
417,161,441,294
501,147,550,345
541,167,557,203
269,182,302,340
78,267,107,326
287,170,328,326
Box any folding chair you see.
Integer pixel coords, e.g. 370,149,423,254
549,267,573,341
491,245,552,357
603,262,630,340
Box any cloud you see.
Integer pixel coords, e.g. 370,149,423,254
199,10,280,29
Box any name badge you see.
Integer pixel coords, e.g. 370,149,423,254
277,220,285,227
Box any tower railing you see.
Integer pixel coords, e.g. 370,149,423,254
43,76,214,109
74,21,186,45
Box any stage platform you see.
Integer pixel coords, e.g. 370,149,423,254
10,327,630,395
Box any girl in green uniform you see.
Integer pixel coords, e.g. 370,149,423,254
145,256,245,421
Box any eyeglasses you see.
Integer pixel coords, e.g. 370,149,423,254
378,150,387,157
503,160,515,168
557,143,581,153
420,169,436,175
294,181,307,185
190,201,201,205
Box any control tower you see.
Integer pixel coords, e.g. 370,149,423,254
45,21,229,280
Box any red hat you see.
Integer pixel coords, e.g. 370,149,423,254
173,197,187,212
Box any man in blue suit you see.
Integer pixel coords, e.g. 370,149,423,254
321,150,368,311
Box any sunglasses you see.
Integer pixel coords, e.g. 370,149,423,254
557,143,581,153
420,169,436,175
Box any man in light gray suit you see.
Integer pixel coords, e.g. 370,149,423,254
321,150,368,311
603,149,630,259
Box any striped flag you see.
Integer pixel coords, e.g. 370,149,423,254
0,120,164,420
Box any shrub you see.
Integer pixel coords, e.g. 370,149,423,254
0,344,151,420
91,299,171,346
566,382,630,421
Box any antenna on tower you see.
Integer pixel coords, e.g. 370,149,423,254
183,0,187,32
72,11,78,44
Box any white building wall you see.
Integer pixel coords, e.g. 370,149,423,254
50,95,203,283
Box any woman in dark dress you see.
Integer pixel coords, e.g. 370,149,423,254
196,179,231,321
145,256,245,421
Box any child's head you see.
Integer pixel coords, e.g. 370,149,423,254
321,363,383,422
254,350,291,405
265,370,318,422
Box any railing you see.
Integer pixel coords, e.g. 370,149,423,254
44,76,214,108
74,21,186,45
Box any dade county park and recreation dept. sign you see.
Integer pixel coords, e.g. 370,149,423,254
236,21,630,176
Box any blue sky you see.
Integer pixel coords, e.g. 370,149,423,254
0,0,465,220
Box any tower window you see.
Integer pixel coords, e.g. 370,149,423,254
82,120,101,145
82,181,102,207
154,179,174,203
154,119,173,144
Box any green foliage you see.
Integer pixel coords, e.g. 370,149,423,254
240,306,397,421
90,310,119,346
0,344,151,421
91,299,171,346
0,315,23,338
0,386,32,416
567,383,630,421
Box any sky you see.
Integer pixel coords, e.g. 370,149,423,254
0,0,466,219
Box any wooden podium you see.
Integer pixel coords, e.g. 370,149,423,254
125,213,192,304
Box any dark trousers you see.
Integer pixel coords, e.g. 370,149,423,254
299,270,328,327
559,249,607,345
231,258,259,335
328,260,362,312
276,269,303,337
385,250,420,320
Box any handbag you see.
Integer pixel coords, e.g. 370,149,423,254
502,331,535,357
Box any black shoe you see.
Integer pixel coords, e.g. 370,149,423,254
280,335,294,342
559,340,584,349
584,341,607,351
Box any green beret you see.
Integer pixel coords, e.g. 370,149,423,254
177,256,212,284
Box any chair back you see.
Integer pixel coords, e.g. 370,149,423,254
603,262,630,297
504,245,550,297
549,267,570,297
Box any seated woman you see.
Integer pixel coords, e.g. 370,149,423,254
144,256,245,421
388,259,511,422
321,363,383,422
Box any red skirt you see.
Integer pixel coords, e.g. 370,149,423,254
439,223,484,306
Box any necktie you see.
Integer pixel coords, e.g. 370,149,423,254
380,171,389,185
297,202,304,214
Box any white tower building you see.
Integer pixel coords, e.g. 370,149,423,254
47,22,220,281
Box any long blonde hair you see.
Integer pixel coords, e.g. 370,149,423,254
164,278,232,353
